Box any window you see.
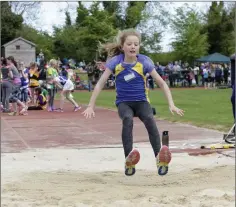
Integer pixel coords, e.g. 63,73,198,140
16,45,20,50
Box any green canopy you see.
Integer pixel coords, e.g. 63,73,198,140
196,52,230,63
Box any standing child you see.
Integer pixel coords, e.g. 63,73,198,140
19,62,30,110
28,62,40,104
7,56,27,116
46,59,59,111
82,29,184,176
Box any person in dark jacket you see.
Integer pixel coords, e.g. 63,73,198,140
230,54,235,119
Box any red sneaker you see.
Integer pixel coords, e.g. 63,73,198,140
125,149,140,176
156,146,172,176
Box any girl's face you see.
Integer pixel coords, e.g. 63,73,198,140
7,59,12,65
19,63,24,70
34,91,40,96
122,35,140,58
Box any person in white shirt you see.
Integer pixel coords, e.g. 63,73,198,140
193,65,199,86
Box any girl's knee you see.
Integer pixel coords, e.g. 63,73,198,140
61,92,66,99
122,116,133,126
141,114,155,123
65,92,71,100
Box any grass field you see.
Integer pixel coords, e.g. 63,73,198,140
72,88,233,132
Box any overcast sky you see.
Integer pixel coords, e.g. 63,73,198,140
25,2,212,52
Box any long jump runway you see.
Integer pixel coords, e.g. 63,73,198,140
1,104,226,154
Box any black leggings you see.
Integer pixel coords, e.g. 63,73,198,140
117,101,161,158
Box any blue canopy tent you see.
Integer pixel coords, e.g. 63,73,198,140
196,52,230,63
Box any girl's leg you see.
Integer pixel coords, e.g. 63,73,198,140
30,88,34,104
24,90,29,108
65,91,80,111
134,101,171,175
10,99,17,112
2,82,12,111
207,78,211,89
134,102,161,157
117,102,134,158
2,86,6,109
8,87,20,115
204,79,207,89
14,88,27,114
8,100,26,116
5,83,13,110
51,88,56,109
213,78,216,88
17,99,27,115
118,102,140,176
59,90,66,111
47,89,53,111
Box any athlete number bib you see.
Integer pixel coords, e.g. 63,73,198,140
124,72,135,82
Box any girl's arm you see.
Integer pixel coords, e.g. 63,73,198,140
8,68,13,79
149,69,184,116
38,68,43,75
21,70,28,79
87,68,112,109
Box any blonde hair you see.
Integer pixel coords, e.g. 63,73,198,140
100,28,141,59
49,59,58,67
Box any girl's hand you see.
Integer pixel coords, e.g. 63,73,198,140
82,106,95,119
169,105,184,116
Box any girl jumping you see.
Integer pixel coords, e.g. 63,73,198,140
82,29,184,176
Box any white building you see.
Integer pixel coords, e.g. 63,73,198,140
2,37,36,66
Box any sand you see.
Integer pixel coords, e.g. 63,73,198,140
1,145,235,207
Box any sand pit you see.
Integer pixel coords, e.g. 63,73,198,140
1,146,235,207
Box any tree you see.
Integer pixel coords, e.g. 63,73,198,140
52,26,80,60
75,3,117,62
65,11,72,26
9,1,41,23
204,2,224,54
75,2,89,27
149,51,178,65
218,5,235,55
171,6,209,64
101,2,167,54
53,2,117,62
52,2,171,61
141,32,162,55
124,2,147,29
16,24,55,59
1,1,23,45
201,2,235,55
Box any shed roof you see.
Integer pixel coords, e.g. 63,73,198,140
2,37,36,47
